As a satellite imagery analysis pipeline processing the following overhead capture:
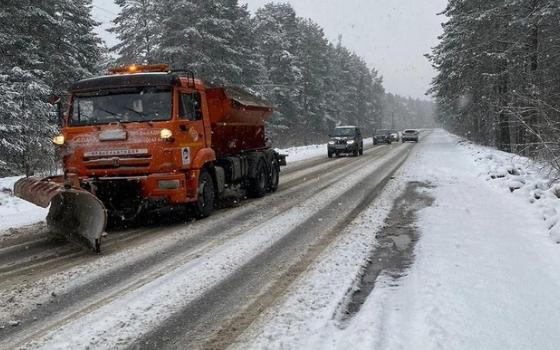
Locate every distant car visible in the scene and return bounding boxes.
[389,130,400,142]
[328,126,364,157]
[402,129,419,142]
[373,129,392,145]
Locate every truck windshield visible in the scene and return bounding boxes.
[333,128,356,137]
[70,87,172,126]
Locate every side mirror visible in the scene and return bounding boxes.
[47,95,63,126]
[47,95,60,105]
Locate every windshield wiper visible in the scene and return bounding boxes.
[123,106,146,118]
[97,107,120,118]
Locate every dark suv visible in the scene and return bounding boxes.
[373,129,392,145]
[328,126,364,158]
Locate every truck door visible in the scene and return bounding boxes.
[177,91,206,168]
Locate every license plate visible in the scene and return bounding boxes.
[99,130,127,141]
[84,149,149,157]
[335,145,347,150]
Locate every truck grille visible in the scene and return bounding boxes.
[83,150,152,170]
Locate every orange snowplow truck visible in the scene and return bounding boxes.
[14,64,285,253]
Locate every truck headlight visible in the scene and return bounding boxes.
[160,129,173,140]
[52,135,65,145]
[347,140,355,145]
[328,141,335,145]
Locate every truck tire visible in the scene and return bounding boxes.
[268,158,280,192]
[328,151,333,158]
[359,145,363,155]
[248,160,267,198]
[192,170,215,218]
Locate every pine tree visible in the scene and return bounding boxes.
[253,3,302,140]
[109,0,161,65]
[0,0,101,175]
[158,0,262,85]
[293,18,330,144]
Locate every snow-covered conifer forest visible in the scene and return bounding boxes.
[428,0,560,170]
[0,0,435,176]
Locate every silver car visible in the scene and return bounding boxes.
[401,129,419,142]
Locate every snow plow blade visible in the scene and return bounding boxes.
[14,177,107,253]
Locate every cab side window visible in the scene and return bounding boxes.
[179,92,202,121]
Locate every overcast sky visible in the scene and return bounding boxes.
[92,0,447,100]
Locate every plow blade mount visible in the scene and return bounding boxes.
[14,177,107,253]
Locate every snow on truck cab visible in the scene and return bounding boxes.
[14,64,286,253]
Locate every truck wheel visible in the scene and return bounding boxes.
[353,149,359,157]
[192,170,215,218]
[359,147,363,156]
[328,151,333,158]
[268,158,280,192]
[248,160,267,198]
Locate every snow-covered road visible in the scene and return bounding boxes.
[2,130,560,350]
[0,141,410,349]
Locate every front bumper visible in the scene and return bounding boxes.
[402,136,418,142]
[82,172,192,206]
[328,143,358,152]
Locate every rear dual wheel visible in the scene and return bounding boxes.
[248,160,268,198]
[249,158,280,197]
[269,158,280,192]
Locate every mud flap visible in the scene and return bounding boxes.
[14,177,107,253]
[47,190,107,253]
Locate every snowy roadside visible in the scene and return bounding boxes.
[0,177,48,234]
[234,129,560,350]
[460,140,560,243]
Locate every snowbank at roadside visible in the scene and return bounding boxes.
[275,144,327,162]
[276,138,373,163]
[0,176,47,234]
[460,140,560,243]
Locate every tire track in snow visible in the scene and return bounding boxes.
[132,144,413,350]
